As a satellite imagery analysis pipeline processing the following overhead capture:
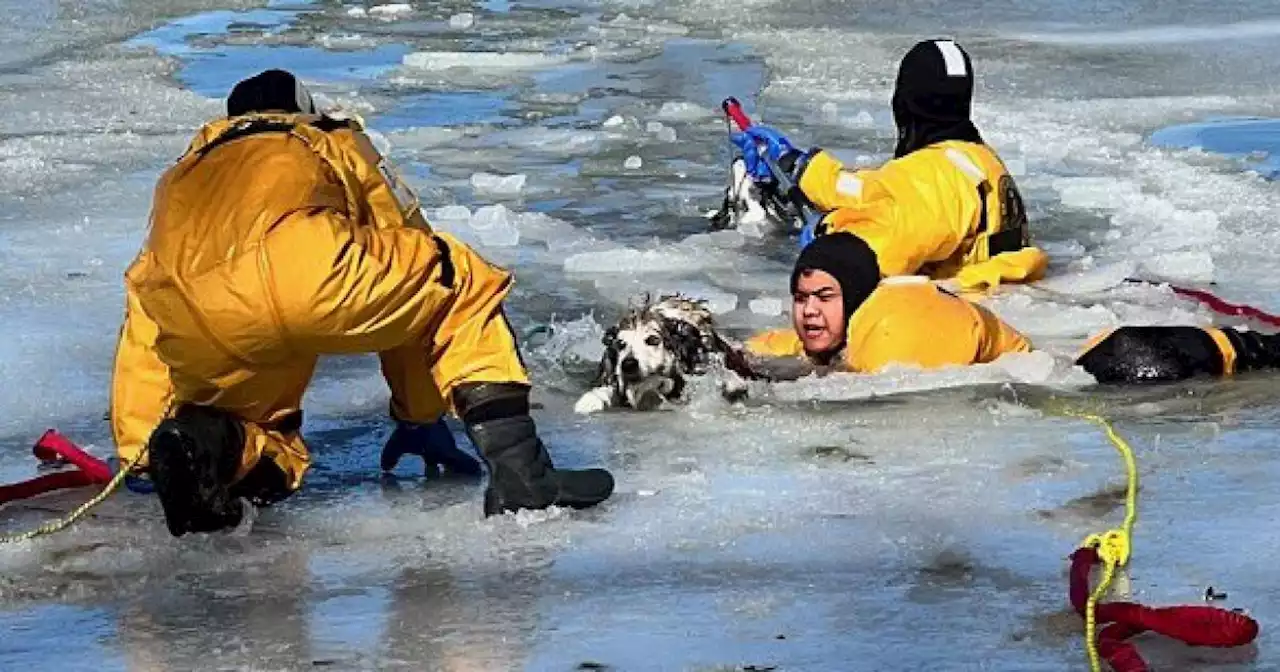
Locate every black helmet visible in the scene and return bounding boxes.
[892,39,983,157]
[226,69,316,117]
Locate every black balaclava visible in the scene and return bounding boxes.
[790,233,881,357]
[892,39,983,158]
[226,69,316,117]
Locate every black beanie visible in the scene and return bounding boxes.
[790,233,881,327]
[226,69,316,117]
[892,39,983,157]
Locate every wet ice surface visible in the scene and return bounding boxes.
[3,0,1280,669]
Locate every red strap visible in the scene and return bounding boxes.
[1167,284,1280,328]
[0,470,99,506]
[1097,622,1148,672]
[1068,545,1259,672]
[1132,605,1258,647]
[1068,547,1100,615]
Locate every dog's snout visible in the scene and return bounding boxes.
[620,356,641,379]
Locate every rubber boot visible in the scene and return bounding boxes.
[146,404,247,537]
[454,382,614,516]
[1076,326,1225,384]
[1224,328,1280,372]
[380,417,482,477]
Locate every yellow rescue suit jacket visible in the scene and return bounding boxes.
[126,113,462,367]
[111,112,520,481]
[745,278,1031,373]
[798,141,1049,290]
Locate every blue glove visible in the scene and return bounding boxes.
[729,125,798,182]
[125,473,157,494]
[380,417,483,477]
[106,456,157,494]
[798,221,818,250]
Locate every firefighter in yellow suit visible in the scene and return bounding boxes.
[731,39,1049,291]
[743,231,1280,385]
[744,232,1031,373]
[109,69,613,536]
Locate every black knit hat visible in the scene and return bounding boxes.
[226,69,316,117]
[790,233,881,328]
[892,39,983,157]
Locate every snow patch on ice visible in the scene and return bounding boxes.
[402,51,569,71]
[470,172,527,196]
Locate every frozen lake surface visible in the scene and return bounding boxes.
[2,0,1280,669]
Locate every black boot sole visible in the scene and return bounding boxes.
[148,420,241,537]
[148,422,199,537]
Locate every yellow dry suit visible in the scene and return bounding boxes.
[109,112,526,490]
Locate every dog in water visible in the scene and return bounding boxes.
[574,294,759,414]
[707,157,804,234]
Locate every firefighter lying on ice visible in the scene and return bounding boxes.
[745,233,1280,385]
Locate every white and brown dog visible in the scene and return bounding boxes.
[574,294,759,414]
[706,157,805,234]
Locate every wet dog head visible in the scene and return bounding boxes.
[579,294,764,414]
[596,296,718,410]
[708,157,805,234]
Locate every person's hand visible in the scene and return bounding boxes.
[954,248,1050,292]
[381,417,482,477]
[730,125,798,182]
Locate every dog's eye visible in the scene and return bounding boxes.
[645,335,661,347]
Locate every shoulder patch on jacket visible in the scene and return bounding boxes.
[998,174,1029,243]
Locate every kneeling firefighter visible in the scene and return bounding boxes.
[744,232,1033,373]
[732,39,1049,291]
[109,69,613,536]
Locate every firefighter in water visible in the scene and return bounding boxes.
[109,69,614,537]
[732,39,1049,291]
[745,232,1280,386]
[744,232,1032,374]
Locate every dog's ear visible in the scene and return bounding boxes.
[661,318,702,372]
[595,347,617,387]
[595,327,619,386]
[665,370,686,401]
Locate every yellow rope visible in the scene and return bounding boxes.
[1059,411,1139,672]
[0,457,138,544]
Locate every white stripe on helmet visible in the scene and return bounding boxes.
[934,40,968,77]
